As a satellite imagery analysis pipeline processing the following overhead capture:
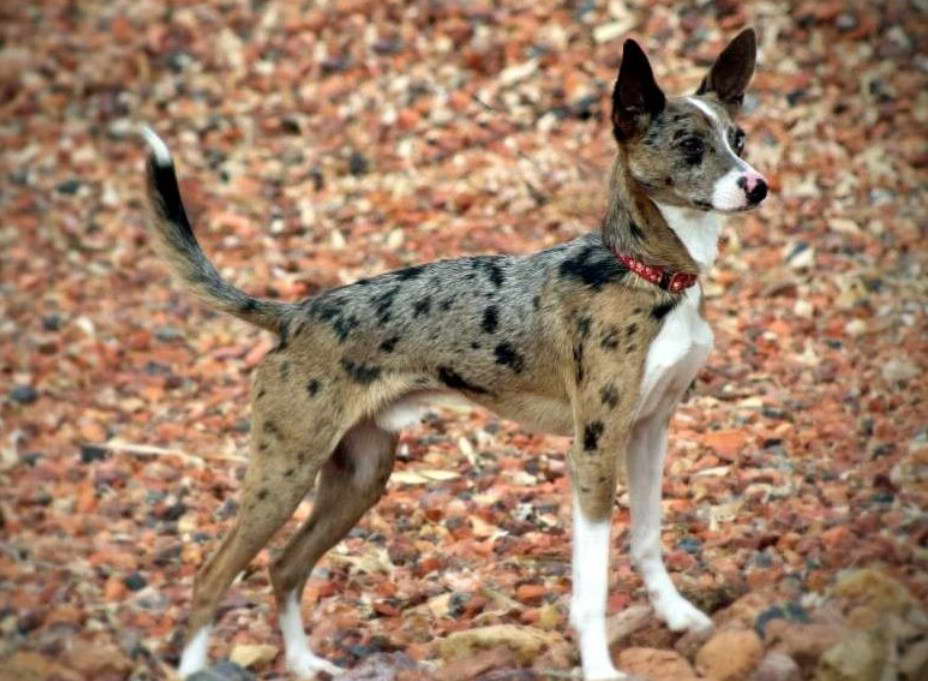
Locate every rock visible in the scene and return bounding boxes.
[814,629,888,681]
[606,604,652,644]
[899,638,928,679]
[3,650,82,681]
[228,643,279,669]
[750,651,801,681]
[696,628,764,681]
[66,640,134,676]
[438,625,569,666]
[617,647,699,681]
[441,647,518,681]
[764,620,843,668]
[333,652,421,681]
[715,590,780,630]
[832,568,916,616]
[9,385,38,404]
[187,660,256,681]
[881,358,918,383]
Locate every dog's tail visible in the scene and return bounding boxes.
[141,126,289,333]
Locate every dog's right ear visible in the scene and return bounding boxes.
[612,39,666,141]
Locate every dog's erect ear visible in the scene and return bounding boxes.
[612,39,666,141]
[696,28,757,113]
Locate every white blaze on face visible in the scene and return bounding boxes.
[686,97,766,211]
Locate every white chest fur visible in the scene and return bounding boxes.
[636,285,714,422]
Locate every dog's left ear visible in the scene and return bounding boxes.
[696,28,757,113]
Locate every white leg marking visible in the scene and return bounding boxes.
[570,495,623,681]
[280,590,343,679]
[628,420,712,634]
[178,625,212,679]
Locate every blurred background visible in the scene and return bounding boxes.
[1,1,926,680]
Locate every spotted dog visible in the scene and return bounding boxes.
[142,29,767,681]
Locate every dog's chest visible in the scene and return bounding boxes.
[635,285,713,422]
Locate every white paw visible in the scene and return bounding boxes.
[652,593,713,633]
[177,626,211,679]
[287,650,344,679]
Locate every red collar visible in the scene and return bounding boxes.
[613,251,698,293]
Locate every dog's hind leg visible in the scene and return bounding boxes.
[178,413,341,679]
[270,418,397,679]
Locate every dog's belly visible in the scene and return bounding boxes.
[636,286,713,422]
[375,390,573,436]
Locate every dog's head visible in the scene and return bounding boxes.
[612,29,767,213]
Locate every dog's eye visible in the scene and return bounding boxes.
[679,137,704,164]
[731,129,746,155]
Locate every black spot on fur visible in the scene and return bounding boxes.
[533,295,541,310]
[577,316,592,339]
[240,299,257,313]
[600,383,619,409]
[651,300,678,321]
[573,343,584,383]
[341,358,382,384]
[395,265,425,280]
[473,257,505,288]
[257,388,266,399]
[626,323,638,337]
[482,306,499,333]
[413,296,432,317]
[258,441,269,452]
[307,379,321,396]
[440,297,455,311]
[629,221,646,241]
[559,246,628,291]
[263,421,282,438]
[470,342,481,350]
[627,344,637,353]
[601,326,619,351]
[583,421,604,452]
[494,342,524,373]
[371,286,401,324]
[333,314,359,342]
[380,335,400,353]
[437,366,490,394]
[257,489,269,501]
[284,468,294,477]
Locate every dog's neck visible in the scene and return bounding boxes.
[601,158,721,274]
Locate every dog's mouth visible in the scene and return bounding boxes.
[691,200,760,214]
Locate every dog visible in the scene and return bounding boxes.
[142,28,767,681]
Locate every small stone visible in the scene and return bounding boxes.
[155,325,184,342]
[593,18,637,44]
[123,572,147,591]
[881,358,918,383]
[750,651,801,681]
[229,643,279,669]
[349,151,369,176]
[188,660,256,681]
[56,179,81,194]
[696,628,764,681]
[9,385,38,404]
[79,445,107,463]
[617,647,699,681]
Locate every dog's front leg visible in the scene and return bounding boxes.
[567,412,634,681]
[627,416,712,633]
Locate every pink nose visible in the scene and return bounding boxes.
[738,172,768,205]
